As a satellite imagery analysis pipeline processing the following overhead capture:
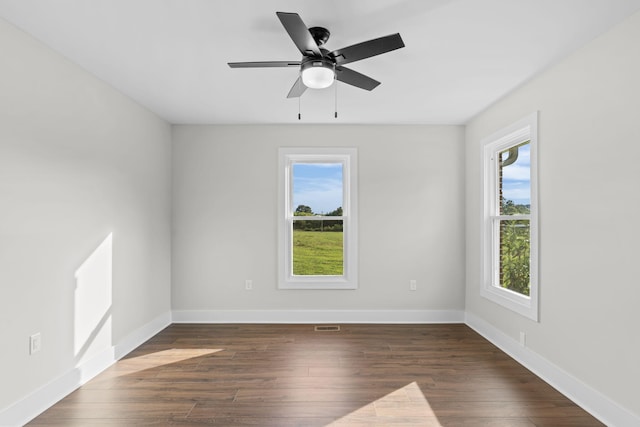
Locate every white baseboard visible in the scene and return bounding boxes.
[465,312,640,427]
[171,309,465,324]
[0,311,172,427]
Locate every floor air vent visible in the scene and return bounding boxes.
[314,325,341,332]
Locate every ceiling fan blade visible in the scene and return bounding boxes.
[276,12,322,57]
[287,76,308,98]
[335,66,380,91]
[331,33,405,66]
[228,61,301,68]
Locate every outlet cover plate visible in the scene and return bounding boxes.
[30,333,42,355]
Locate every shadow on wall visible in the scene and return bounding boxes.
[74,233,113,367]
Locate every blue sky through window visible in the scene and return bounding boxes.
[293,163,343,214]
[501,143,531,206]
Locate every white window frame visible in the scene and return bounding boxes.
[278,147,358,290]
[481,112,539,321]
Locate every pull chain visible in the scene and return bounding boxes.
[334,78,338,119]
[298,77,302,120]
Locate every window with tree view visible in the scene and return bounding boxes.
[292,163,344,276]
[497,142,531,296]
[482,113,538,321]
[279,148,358,290]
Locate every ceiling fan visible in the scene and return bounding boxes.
[228,12,405,98]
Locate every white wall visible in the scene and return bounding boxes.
[172,125,465,317]
[0,17,172,414]
[465,10,640,419]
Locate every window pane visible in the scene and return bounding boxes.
[499,219,530,296]
[292,163,343,216]
[499,142,531,215]
[292,220,343,276]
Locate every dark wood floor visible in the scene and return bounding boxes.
[28,324,603,426]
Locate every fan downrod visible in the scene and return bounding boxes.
[309,26,330,46]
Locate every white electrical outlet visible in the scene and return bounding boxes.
[410,279,417,291]
[30,333,42,355]
[245,279,253,290]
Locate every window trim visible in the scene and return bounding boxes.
[481,112,539,321]
[278,147,358,290]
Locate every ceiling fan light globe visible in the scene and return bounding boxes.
[301,65,334,89]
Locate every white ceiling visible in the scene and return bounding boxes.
[1,0,639,125]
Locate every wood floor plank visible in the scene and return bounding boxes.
[187,401,378,419]
[206,417,337,426]
[233,386,410,403]
[28,418,179,426]
[32,401,194,420]
[63,386,237,403]
[27,324,605,426]
[331,417,536,427]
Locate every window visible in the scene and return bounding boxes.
[278,147,358,289]
[481,113,538,321]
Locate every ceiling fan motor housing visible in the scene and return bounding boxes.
[309,26,330,46]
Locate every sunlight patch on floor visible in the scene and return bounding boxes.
[329,381,442,426]
[103,348,224,377]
